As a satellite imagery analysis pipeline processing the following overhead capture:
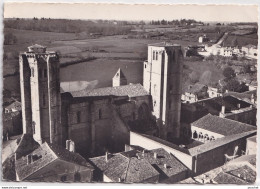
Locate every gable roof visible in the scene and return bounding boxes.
[213,171,247,184]
[89,150,159,183]
[15,142,93,181]
[70,83,149,98]
[136,148,188,178]
[191,114,256,136]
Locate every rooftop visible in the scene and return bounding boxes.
[213,171,247,184]
[185,83,207,94]
[69,83,149,98]
[247,135,256,143]
[89,150,159,183]
[15,142,93,181]
[128,146,188,178]
[191,114,256,136]
[189,130,256,156]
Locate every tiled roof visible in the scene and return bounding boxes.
[4,101,22,111]
[89,150,159,183]
[185,83,207,94]
[136,148,188,178]
[189,131,256,156]
[201,95,251,112]
[70,83,149,98]
[177,177,198,184]
[47,143,93,168]
[227,165,256,183]
[191,114,256,136]
[213,172,247,184]
[15,142,93,181]
[225,91,256,104]
[148,42,180,47]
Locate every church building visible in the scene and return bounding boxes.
[19,43,183,157]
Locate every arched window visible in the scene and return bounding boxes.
[193,131,198,139]
[210,136,215,141]
[153,51,155,60]
[32,121,36,134]
[156,52,158,60]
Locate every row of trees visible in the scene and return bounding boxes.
[150,19,204,25]
[4,19,133,35]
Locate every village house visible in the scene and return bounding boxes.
[89,150,160,183]
[198,35,209,43]
[4,101,22,113]
[89,145,189,183]
[181,83,208,103]
[190,114,256,142]
[15,142,94,182]
[220,47,233,57]
[130,130,256,176]
[207,86,223,98]
[241,44,258,59]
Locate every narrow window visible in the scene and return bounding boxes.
[77,111,81,123]
[43,94,46,106]
[31,68,34,77]
[99,109,102,119]
[156,52,158,60]
[32,121,36,134]
[153,51,155,60]
[53,119,56,134]
[44,69,47,78]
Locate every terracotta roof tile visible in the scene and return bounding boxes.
[70,83,149,98]
[89,150,159,183]
[191,114,256,136]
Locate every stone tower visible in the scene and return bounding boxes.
[143,42,183,140]
[112,68,127,87]
[19,44,62,144]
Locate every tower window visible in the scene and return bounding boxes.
[153,51,155,60]
[156,52,158,60]
[144,64,147,69]
[43,94,46,106]
[31,68,34,77]
[99,109,102,119]
[32,121,36,134]
[53,119,56,134]
[77,111,81,123]
[44,69,47,78]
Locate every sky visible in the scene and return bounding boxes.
[4,3,258,22]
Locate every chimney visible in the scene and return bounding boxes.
[164,164,167,169]
[221,105,225,114]
[27,155,32,165]
[154,152,157,159]
[237,103,241,109]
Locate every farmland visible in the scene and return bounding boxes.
[3,19,258,100]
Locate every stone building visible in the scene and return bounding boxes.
[143,42,183,140]
[20,44,62,145]
[15,142,94,182]
[19,43,183,158]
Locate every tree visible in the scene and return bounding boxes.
[223,79,248,92]
[4,32,17,45]
[199,71,212,85]
[223,67,235,79]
